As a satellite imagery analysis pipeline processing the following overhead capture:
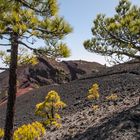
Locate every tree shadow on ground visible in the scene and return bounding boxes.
[65,104,140,140]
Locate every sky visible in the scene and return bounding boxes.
[0,0,140,68]
[58,0,140,65]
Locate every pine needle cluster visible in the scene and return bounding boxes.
[87,83,100,100]
[106,93,118,101]
[35,90,66,128]
[0,122,45,140]
[0,128,4,139]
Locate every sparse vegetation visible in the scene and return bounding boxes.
[92,105,99,111]
[0,0,72,138]
[84,0,140,64]
[106,93,118,101]
[37,42,71,60]
[35,90,66,128]
[0,47,38,67]
[87,83,100,111]
[87,83,100,100]
[0,128,4,139]
[0,122,45,140]
[0,0,139,140]
[13,121,45,140]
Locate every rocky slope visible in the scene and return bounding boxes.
[0,60,140,140]
[0,58,104,103]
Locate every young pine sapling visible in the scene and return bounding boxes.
[35,90,66,128]
[87,83,100,111]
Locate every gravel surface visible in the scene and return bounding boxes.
[0,61,140,140]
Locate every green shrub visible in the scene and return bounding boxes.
[13,121,45,140]
[87,83,100,100]
[0,128,4,139]
[35,90,66,128]
[87,83,100,111]
[106,93,118,101]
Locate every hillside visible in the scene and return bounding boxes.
[0,60,140,140]
[0,58,104,103]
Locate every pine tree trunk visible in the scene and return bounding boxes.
[4,32,18,140]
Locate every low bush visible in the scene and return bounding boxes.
[106,93,118,101]
[87,83,100,100]
[35,90,66,128]
[0,128,4,139]
[0,122,45,140]
[87,83,100,112]
[92,105,99,111]
[13,121,45,140]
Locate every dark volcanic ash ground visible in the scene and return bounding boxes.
[0,60,140,140]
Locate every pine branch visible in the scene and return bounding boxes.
[0,44,11,46]
[0,67,9,70]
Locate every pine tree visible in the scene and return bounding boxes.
[35,90,66,128]
[0,0,72,139]
[0,47,38,66]
[84,0,140,64]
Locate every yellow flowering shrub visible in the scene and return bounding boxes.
[87,83,100,100]
[106,93,118,101]
[35,90,66,128]
[0,128,4,139]
[13,121,45,140]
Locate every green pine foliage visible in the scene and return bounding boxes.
[84,0,140,64]
[0,47,38,66]
[37,42,71,60]
[0,0,73,62]
[106,93,118,101]
[87,83,100,100]
[35,90,66,128]
[13,122,45,140]
[0,128,4,139]
[87,83,100,111]
[0,1,72,139]
[0,122,46,140]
